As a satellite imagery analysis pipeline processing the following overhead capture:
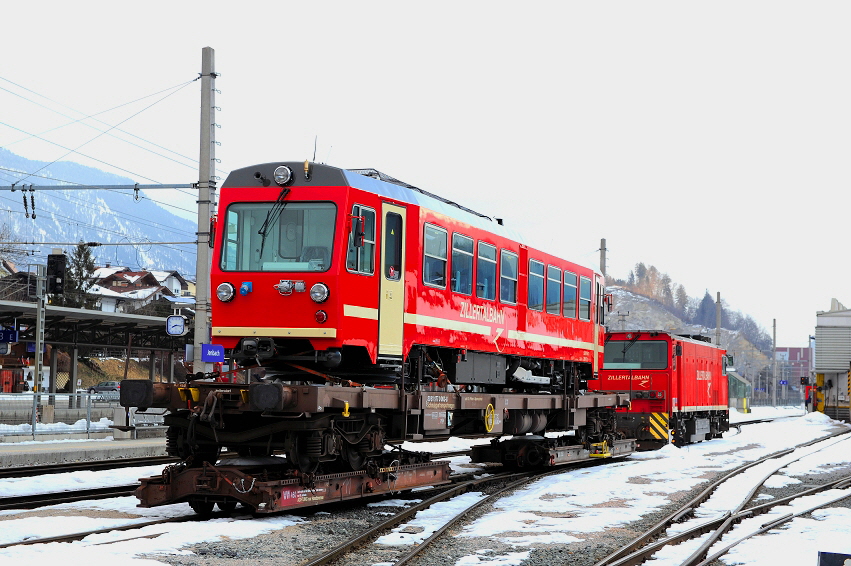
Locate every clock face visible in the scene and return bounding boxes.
[166,315,186,336]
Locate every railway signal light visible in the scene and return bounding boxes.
[801,376,809,385]
[46,253,66,295]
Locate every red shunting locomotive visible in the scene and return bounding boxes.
[592,331,730,449]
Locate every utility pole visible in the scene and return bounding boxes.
[193,46,216,375]
[599,238,607,279]
[772,318,777,407]
[34,265,45,395]
[715,292,721,347]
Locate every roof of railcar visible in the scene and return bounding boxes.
[222,161,527,244]
[605,330,725,350]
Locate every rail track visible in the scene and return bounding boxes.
[299,455,625,566]
[0,484,139,511]
[0,455,178,479]
[593,428,851,566]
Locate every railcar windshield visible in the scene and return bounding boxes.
[603,340,668,369]
[220,202,337,272]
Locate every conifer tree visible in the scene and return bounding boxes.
[65,242,96,308]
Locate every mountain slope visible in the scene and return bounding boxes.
[0,148,197,276]
[608,286,771,378]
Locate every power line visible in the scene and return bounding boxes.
[6,80,197,185]
[0,75,228,179]
[0,166,199,217]
[0,77,227,186]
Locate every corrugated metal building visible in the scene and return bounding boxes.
[814,299,851,421]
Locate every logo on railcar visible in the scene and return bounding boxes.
[459,301,505,325]
[605,374,652,388]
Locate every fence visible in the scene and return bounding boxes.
[0,392,165,439]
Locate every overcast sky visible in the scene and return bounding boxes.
[2,1,849,346]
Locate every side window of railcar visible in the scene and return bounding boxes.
[476,242,497,301]
[597,280,606,324]
[500,250,518,304]
[546,266,561,315]
[384,212,403,280]
[346,205,376,275]
[579,276,592,320]
[423,224,448,288]
[563,271,577,319]
[528,260,544,311]
[451,234,473,295]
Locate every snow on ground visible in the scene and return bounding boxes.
[0,408,846,565]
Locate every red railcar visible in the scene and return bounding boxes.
[119,161,637,515]
[591,331,729,448]
[211,163,608,390]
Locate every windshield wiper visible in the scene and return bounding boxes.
[257,187,291,257]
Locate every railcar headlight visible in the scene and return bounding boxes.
[274,165,293,186]
[216,282,236,302]
[310,282,329,303]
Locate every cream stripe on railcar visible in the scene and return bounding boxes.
[343,304,379,320]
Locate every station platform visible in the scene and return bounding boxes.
[0,437,168,468]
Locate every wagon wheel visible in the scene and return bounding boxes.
[484,404,496,433]
[216,500,238,514]
[189,499,214,516]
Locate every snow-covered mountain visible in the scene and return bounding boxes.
[0,149,197,277]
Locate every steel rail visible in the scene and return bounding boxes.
[0,484,138,511]
[0,456,179,479]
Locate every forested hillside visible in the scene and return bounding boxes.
[608,262,772,352]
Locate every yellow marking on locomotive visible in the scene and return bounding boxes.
[648,413,669,441]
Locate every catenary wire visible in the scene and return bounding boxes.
[0,76,228,180]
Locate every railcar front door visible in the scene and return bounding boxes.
[378,203,406,358]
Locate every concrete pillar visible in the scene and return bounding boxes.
[48,346,58,406]
[70,347,79,408]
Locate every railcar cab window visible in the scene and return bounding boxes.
[451,233,474,295]
[546,266,561,315]
[579,276,592,320]
[220,202,336,272]
[528,259,544,311]
[563,271,577,318]
[346,205,375,275]
[476,242,497,300]
[500,250,518,304]
[604,340,668,369]
[384,212,403,280]
[423,224,448,288]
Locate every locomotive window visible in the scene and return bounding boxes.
[423,224,448,288]
[597,280,606,325]
[528,260,544,311]
[384,212,403,280]
[220,201,336,272]
[500,250,518,304]
[604,340,668,369]
[346,205,375,275]
[451,233,474,295]
[579,276,592,320]
[563,271,577,318]
[476,242,497,301]
[546,266,561,315]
